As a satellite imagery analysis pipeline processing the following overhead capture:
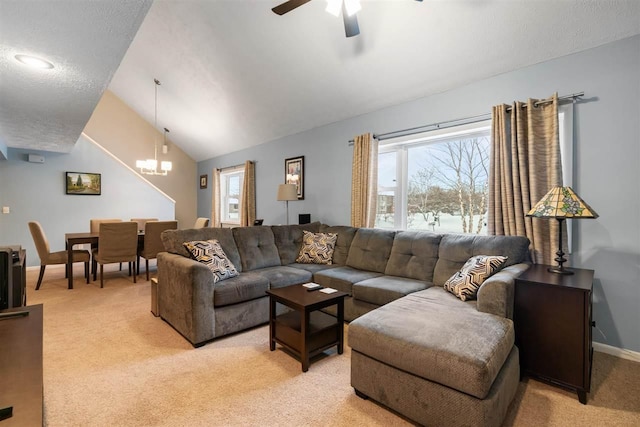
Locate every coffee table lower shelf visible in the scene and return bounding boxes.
[272,310,341,365]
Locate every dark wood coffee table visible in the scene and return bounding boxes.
[266,284,348,372]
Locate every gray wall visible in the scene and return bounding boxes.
[198,35,640,353]
[0,134,175,268]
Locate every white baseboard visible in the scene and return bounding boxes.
[593,342,640,362]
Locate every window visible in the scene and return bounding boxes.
[220,167,244,224]
[375,121,492,234]
[376,107,573,234]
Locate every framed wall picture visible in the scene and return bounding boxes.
[200,174,208,189]
[65,172,101,195]
[285,156,304,200]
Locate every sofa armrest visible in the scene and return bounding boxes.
[157,252,216,346]
[476,263,530,319]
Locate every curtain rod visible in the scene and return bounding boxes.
[216,163,245,172]
[348,91,584,144]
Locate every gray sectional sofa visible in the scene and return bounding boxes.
[157,222,531,427]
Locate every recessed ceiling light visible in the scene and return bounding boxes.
[14,54,54,69]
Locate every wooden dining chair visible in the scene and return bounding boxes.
[28,221,90,290]
[194,217,209,228]
[137,220,178,281]
[91,222,138,288]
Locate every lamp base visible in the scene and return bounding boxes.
[547,266,574,275]
[548,217,573,275]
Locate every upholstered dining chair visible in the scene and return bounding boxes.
[89,218,122,234]
[130,218,158,233]
[137,220,178,281]
[194,217,209,228]
[92,222,138,288]
[28,221,90,290]
[90,218,122,274]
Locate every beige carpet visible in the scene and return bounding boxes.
[25,265,640,426]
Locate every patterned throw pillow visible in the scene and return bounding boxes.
[443,255,508,301]
[295,231,338,265]
[183,239,239,284]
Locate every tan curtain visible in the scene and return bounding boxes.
[488,93,563,265]
[240,161,256,227]
[351,133,379,228]
[210,169,221,228]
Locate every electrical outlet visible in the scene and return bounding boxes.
[1,206,9,214]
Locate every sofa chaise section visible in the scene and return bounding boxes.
[348,233,531,427]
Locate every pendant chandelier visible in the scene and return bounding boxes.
[136,78,172,176]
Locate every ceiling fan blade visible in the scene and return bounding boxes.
[272,0,312,15]
[342,9,360,37]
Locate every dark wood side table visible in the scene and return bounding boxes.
[0,304,43,426]
[514,264,594,404]
[266,284,348,372]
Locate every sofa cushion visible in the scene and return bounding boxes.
[348,287,515,399]
[287,263,341,275]
[232,226,281,271]
[319,225,357,265]
[352,276,431,306]
[183,240,239,284]
[256,265,313,289]
[433,234,530,287]
[444,255,508,301]
[346,228,396,273]
[162,227,242,272]
[296,231,338,264]
[271,222,321,265]
[212,271,270,307]
[385,231,442,281]
[313,266,383,295]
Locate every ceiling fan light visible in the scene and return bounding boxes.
[344,0,361,17]
[326,0,341,17]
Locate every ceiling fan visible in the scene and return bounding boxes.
[272,0,423,38]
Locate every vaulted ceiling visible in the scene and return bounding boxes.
[2,1,639,162]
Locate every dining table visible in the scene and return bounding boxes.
[64,232,144,289]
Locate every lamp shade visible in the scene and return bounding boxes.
[526,186,598,219]
[277,184,298,201]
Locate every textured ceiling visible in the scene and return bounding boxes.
[0,0,151,153]
[2,1,639,161]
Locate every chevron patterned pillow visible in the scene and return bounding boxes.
[183,239,239,284]
[295,231,338,265]
[443,255,508,301]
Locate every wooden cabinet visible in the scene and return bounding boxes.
[514,264,594,404]
[0,304,43,426]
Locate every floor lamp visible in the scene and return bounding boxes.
[277,184,298,225]
[526,186,598,274]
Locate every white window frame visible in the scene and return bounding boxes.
[377,107,573,236]
[220,166,244,225]
[377,120,492,232]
